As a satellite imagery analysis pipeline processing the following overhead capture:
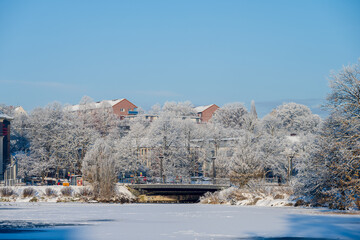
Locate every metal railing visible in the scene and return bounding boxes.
[121,177,231,186]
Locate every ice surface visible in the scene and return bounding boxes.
[0,203,359,240]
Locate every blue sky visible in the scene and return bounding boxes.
[0,0,359,117]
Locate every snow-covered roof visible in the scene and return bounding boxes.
[0,111,13,120]
[66,99,125,112]
[194,104,214,113]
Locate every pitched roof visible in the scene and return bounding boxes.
[194,104,216,113]
[0,111,13,120]
[66,98,125,111]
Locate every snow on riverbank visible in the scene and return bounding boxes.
[1,184,298,208]
[200,185,295,207]
[0,184,135,203]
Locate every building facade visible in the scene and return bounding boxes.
[0,112,12,181]
[111,99,138,119]
[67,98,138,119]
[194,104,219,123]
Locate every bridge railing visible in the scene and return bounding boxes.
[121,177,231,186]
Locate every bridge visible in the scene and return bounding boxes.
[129,183,230,203]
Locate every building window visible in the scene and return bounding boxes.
[120,108,125,112]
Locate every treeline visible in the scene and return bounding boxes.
[1,60,359,209]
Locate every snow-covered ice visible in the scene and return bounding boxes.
[0,203,359,240]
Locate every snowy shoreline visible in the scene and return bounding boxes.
[2,185,359,213]
[0,184,135,203]
[0,184,294,207]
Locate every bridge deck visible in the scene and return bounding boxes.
[130,184,229,196]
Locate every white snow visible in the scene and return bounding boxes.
[0,111,13,120]
[194,104,214,113]
[200,186,295,207]
[0,203,359,240]
[66,99,125,111]
[0,184,135,203]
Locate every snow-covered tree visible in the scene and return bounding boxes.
[229,131,263,186]
[26,102,70,179]
[162,101,197,117]
[10,110,30,153]
[254,103,321,185]
[115,118,150,177]
[295,61,360,209]
[149,103,161,115]
[15,152,42,179]
[326,60,360,118]
[82,138,117,199]
[64,111,99,175]
[211,103,249,129]
[146,112,190,180]
[262,103,321,135]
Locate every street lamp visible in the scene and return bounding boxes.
[288,153,295,183]
[159,155,164,183]
[211,150,216,184]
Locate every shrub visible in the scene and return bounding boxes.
[249,197,261,205]
[29,197,38,202]
[115,192,133,203]
[228,190,248,201]
[22,187,36,198]
[294,199,306,207]
[0,187,15,197]
[78,187,93,197]
[274,194,284,200]
[61,187,73,197]
[45,188,58,197]
[355,199,360,210]
[200,192,221,204]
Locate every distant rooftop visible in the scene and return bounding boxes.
[194,104,215,113]
[66,98,125,111]
[0,111,13,120]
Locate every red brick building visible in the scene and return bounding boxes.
[194,104,219,123]
[110,99,138,118]
[68,98,138,119]
[0,112,12,180]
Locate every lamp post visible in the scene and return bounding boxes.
[159,155,164,183]
[288,154,294,184]
[211,150,216,184]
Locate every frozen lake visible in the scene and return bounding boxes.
[0,203,359,240]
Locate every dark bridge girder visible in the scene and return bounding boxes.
[129,184,229,203]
